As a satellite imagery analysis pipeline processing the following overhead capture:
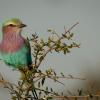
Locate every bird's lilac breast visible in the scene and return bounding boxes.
[0,35,24,53]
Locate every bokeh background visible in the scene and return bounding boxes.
[0,0,100,99]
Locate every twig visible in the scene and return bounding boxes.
[35,87,60,96]
[35,49,39,66]
[33,72,65,85]
[36,22,79,68]
[34,74,86,80]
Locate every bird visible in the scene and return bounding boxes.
[0,18,32,69]
[0,18,38,99]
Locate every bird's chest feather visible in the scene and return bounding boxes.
[0,35,24,53]
[0,45,29,68]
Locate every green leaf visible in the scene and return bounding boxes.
[47,29,52,32]
[39,91,42,97]
[57,40,61,45]
[46,86,48,91]
[53,71,57,76]
[39,56,44,62]
[66,48,70,53]
[11,96,17,100]
[41,77,45,86]
[53,92,59,95]
[63,49,67,54]
[47,42,51,48]
[44,87,49,95]
[60,72,65,77]
[48,37,52,43]
[38,70,42,73]
[68,44,73,48]
[55,48,59,53]
[70,33,74,38]
[40,39,45,46]
[61,92,63,96]
[47,96,53,100]
[38,81,40,88]
[62,34,67,38]
[50,88,53,92]
[26,37,29,41]
[56,41,61,48]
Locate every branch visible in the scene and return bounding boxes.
[33,70,85,81]
[35,49,40,66]
[35,87,60,96]
[36,22,79,68]
[33,72,65,85]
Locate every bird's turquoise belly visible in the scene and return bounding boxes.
[0,46,28,68]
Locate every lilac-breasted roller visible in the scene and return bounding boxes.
[0,18,32,68]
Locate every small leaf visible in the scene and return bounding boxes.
[47,29,52,32]
[68,74,73,78]
[48,37,52,43]
[38,81,40,88]
[47,42,51,48]
[26,37,29,41]
[66,48,70,53]
[57,40,61,45]
[77,89,82,96]
[11,96,16,100]
[68,44,73,48]
[39,56,44,62]
[50,88,53,92]
[60,72,65,77]
[32,33,38,39]
[53,92,58,95]
[41,77,45,86]
[38,70,42,73]
[55,48,60,53]
[63,49,67,54]
[40,39,45,46]
[62,34,67,38]
[53,71,57,76]
[47,96,53,100]
[70,33,74,37]
[39,91,42,97]
[61,92,63,96]
[46,86,48,91]
[44,87,48,95]
[52,30,56,34]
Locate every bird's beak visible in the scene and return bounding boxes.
[19,23,27,28]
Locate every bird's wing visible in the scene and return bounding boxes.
[24,39,32,66]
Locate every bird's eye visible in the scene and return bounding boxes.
[9,24,16,27]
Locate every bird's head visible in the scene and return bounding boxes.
[2,18,26,35]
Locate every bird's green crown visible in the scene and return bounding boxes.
[2,18,22,27]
